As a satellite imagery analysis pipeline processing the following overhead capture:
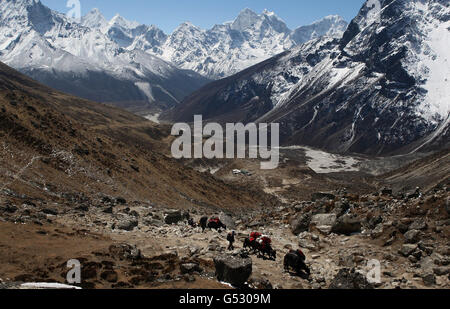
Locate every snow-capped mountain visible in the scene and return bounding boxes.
[86,8,348,79]
[291,15,348,44]
[0,0,209,113]
[164,0,450,156]
[0,0,347,110]
[157,9,294,79]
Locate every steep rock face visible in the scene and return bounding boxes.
[162,38,338,123]
[0,0,209,112]
[266,0,450,155]
[165,0,450,156]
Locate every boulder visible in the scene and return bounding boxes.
[409,220,427,231]
[333,201,350,217]
[109,243,141,261]
[420,256,436,274]
[381,188,393,196]
[338,254,355,268]
[246,220,264,228]
[399,244,418,257]
[404,230,421,244]
[433,267,449,276]
[75,205,89,212]
[311,192,336,201]
[298,238,318,251]
[100,270,118,283]
[290,212,312,235]
[42,208,58,216]
[395,221,410,234]
[1,204,18,213]
[103,207,113,214]
[214,254,252,287]
[370,223,384,239]
[422,273,436,287]
[331,214,361,235]
[144,218,165,227]
[164,210,184,225]
[418,242,434,255]
[180,263,203,274]
[407,188,421,199]
[116,218,138,231]
[310,214,337,234]
[115,197,127,205]
[219,213,236,230]
[248,277,273,289]
[328,268,374,289]
[311,214,337,226]
[367,215,383,230]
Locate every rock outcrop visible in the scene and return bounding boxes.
[213,253,252,287]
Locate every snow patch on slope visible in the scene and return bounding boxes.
[403,0,450,123]
[281,146,363,173]
[135,82,154,102]
[418,20,450,120]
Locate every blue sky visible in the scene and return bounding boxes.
[41,0,366,33]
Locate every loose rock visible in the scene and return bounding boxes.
[214,253,252,287]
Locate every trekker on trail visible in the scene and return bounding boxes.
[199,216,208,232]
[227,231,236,251]
[188,218,196,228]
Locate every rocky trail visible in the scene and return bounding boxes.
[1,180,448,289]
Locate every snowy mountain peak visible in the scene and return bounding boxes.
[0,0,44,19]
[109,13,140,29]
[169,0,449,154]
[290,14,348,44]
[322,15,346,23]
[177,21,198,29]
[171,21,203,36]
[262,8,285,23]
[0,2,349,80]
[262,9,275,16]
[2,0,40,7]
[81,8,107,29]
[231,8,260,31]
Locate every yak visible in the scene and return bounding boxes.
[243,238,276,260]
[284,250,310,277]
[243,238,258,253]
[207,218,226,231]
[257,243,277,260]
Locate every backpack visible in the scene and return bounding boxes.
[296,249,306,260]
[227,233,234,242]
[209,217,220,224]
[250,232,261,239]
[261,237,271,245]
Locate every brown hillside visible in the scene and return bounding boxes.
[0,62,277,213]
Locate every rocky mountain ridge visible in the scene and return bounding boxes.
[164,0,450,156]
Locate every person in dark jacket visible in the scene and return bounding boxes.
[227,231,236,251]
[199,216,208,232]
